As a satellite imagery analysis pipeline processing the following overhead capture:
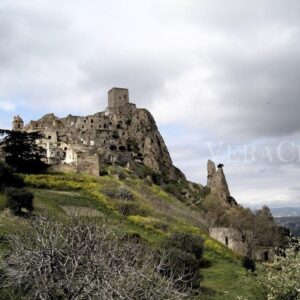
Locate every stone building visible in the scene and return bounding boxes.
[14,87,183,180]
[12,115,24,131]
[209,227,274,261]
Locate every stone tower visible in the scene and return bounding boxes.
[108,87,129,114]
[12,115,24,131]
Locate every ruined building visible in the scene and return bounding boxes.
[207,160,237,206]
[12,88,184,180]
[209,227,274,262]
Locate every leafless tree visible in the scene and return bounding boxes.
[0,217,189,300]
[229,206,277,258]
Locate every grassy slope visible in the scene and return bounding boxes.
[0,171,257,299]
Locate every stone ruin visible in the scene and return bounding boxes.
[12,87,184,180]
[209,227,274,261]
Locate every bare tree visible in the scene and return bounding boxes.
[229,206,277,258]
[0,217,189,300]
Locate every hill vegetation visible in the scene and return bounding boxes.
[0,166,261,299]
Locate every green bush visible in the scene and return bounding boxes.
[116,186,133,200]
[5,187,34,215]
[242,256,256,272]
[0,161,24,191]
[117,202,147,216]
[117,170,127,180]
[164,232,204,259]
[103,186,133,200]
[161,232,204,289]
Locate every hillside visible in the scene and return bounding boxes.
[275,216,300,237]
[271,207,300,217]
[0,168,257,300]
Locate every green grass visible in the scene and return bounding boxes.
[0,171,260,299]
[199,251,256,299]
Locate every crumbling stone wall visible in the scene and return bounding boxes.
[209,227,247,255]
[209,227,274,261]
[76,153,100,176]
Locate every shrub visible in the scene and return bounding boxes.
[0,161,24,191]
[99,169,108,176]
[5,187,34,215]
[103,187,116,198]
[117,170,127,180]
[161,232,204,289]
[116,186,133,200]
[242,256,256,272]
[103,186,133,200]
[117,202,147,216]
[255,240,300,299]
[153,222,169,233]
[0,218,188,299]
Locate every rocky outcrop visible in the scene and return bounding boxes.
[207,160,237,206]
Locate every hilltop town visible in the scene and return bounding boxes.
[12,88,184,181]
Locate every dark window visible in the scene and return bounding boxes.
[17,124,21,128]
[91,125,93,128]
[119,96,122,99]
[91,119,94,123]
[242,235,246,243]
[264,251,269,261]
[110,145,117,151]
[82,126,84,129]
[119,146,126,152]
[48,136,51,139]
[84,120,86,123]
[225,237,229,246]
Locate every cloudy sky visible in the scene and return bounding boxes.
[1,0,300,208]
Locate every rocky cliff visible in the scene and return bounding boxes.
[207,160,237,206]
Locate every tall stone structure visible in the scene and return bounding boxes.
[12,115,24,131]
[14,88,184,180]
[207,160,237,206]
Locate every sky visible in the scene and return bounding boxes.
[1,0,300,208]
